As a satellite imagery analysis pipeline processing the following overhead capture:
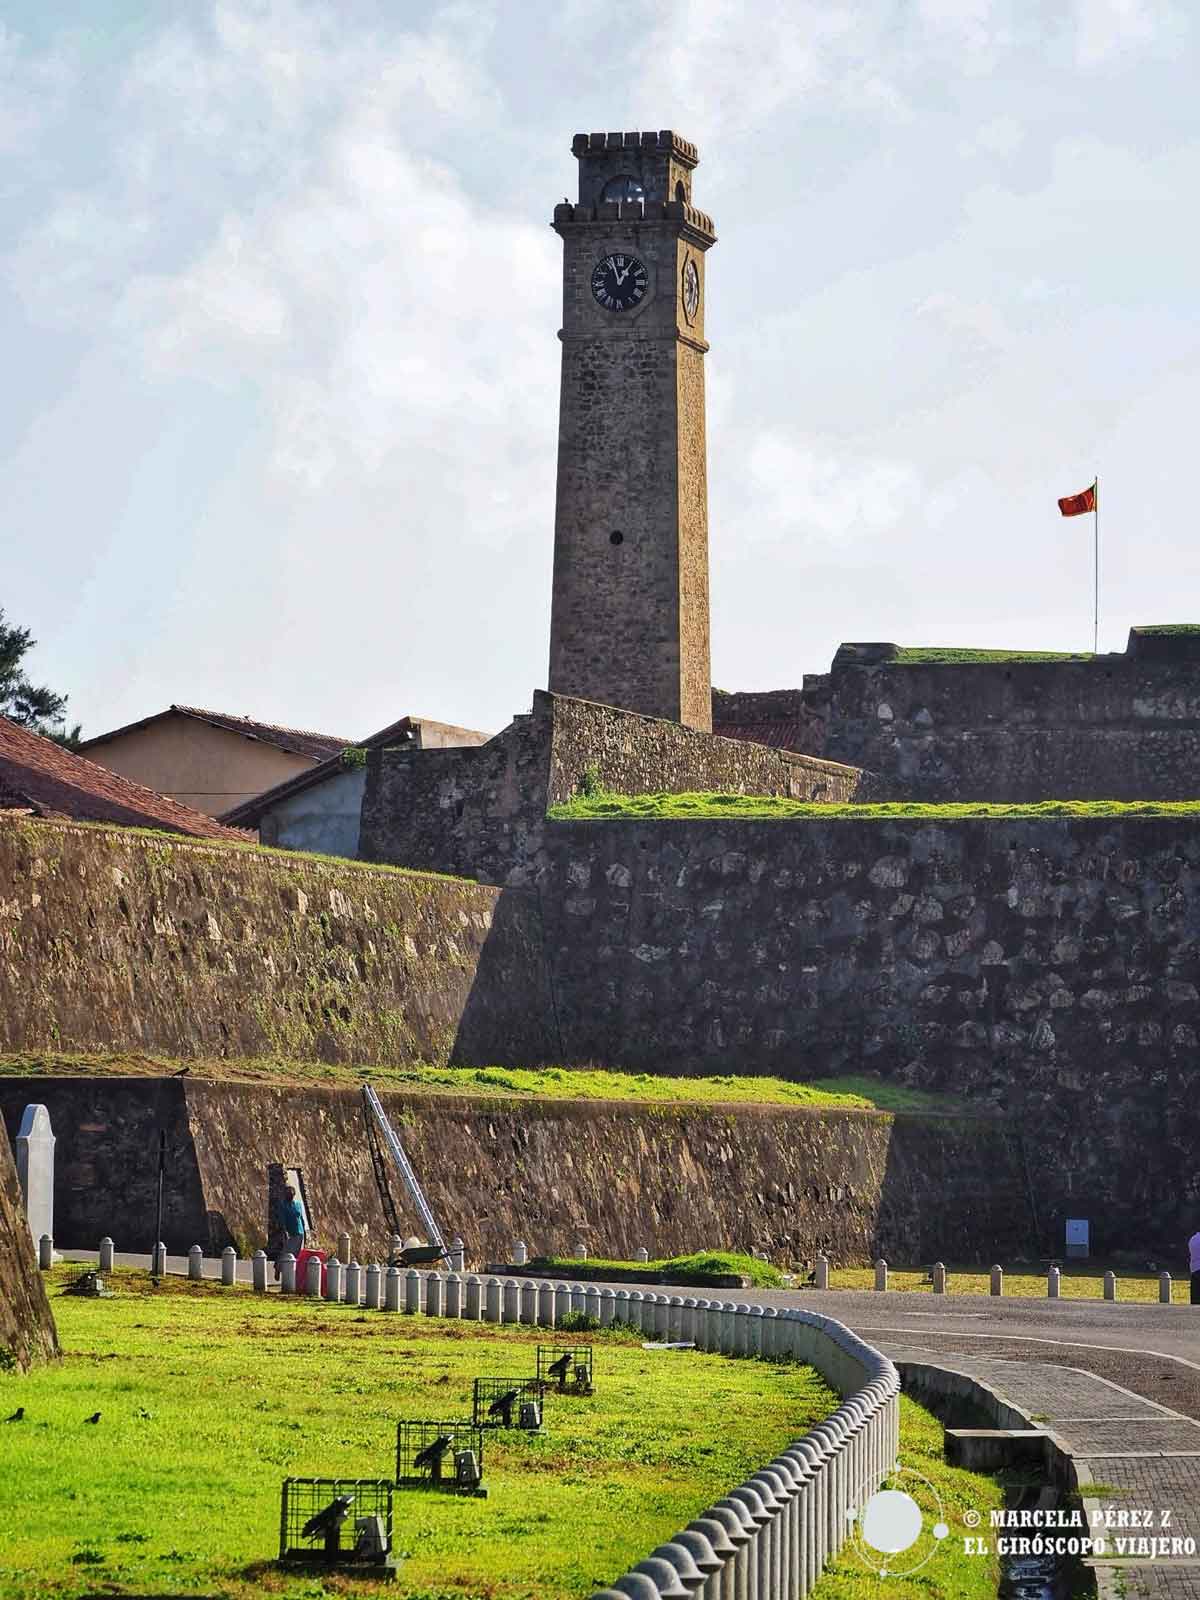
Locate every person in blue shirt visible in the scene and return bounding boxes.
[276,1185,307,1275]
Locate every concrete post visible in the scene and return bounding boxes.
[1047,1265,1060,1298]
[464,1274,482,1320]
[252,1250,267,1292]
[405,1269,421,1313]
[600,1287,617,1327]
[746,1306,764,1358]
[99,1237,115,1271]
[570,1282,587,1317]
[445,1273,462,1317]
[668,1296,685,1341]
[16,1105,54,1249]
[814,1254,829,1290]
[635,1247,650,1263]
[188,1245,204,1281]
[305,1253,323,1297]
[37,1233,53,1270]
[390,1234,403,1260]
[449,1238,465,1274]
[151,1242,167,1277]
[483,1277,502,1322]
[932,1261,946,1294]
[574,1241,587,1259]
[555,1282,573,1324]
[615,1288,630,1326]
[513,1240,528,1266]
[628,1290,645,1331]
[585,1284,602,1323]
[990,1264,1003,1297]
[279,1252,296,1293]
[501,1277,520,1322]
[681,1297,698,1343]
[221,1246,237,1287]
[337,1232,351,1265]
[1160,1271,1173,1304]
[520,1279,538,1325]
[538,1281,556,1327]
[326,1259,345,1303]
[385,1265,401,1311]
[1103,1271,1117,1302]
[425,1273,444,1317]
[346,1262,363,1305]
[759,1306,776,1357]
[873,1259,887,1292]
[365,1263,382,1310]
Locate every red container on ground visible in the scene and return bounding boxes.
[295,1247,327,1295]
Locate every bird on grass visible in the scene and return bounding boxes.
[488,1388,519,1425]
[84,1412,101,1424]
[302,1494,354,1540]
[413,1434,454,1475]
[801,1268,818,1287]
[4,1407,23,1422]
[170,1066,190,1078]
[547,1351,572,1386]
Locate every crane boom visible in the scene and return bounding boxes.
[361,1084,446,1251]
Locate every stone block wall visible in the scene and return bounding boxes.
[819,634,1200,800]
[537,813,1200,1250]
[0,816,555,1067]
[0,1075,1032,1266]
[360,690,872,885]
[0,1119,58,1369]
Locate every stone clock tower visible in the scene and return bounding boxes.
[548,130,717,732]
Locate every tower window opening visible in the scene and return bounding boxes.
[675,180,687,203]
[601,175,644,203]
[609,530,625,545]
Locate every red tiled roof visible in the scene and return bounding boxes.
[79,705,354,763]
[0,717,252,841]
[714,720,814,754]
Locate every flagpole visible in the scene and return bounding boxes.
[1093,476,1099,654]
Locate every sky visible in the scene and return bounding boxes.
[3,0,1197,742]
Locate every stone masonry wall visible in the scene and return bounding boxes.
[0,1116,59,1369]
[0,816,555,1067]
[360,690,872,886]
[821,637,1200,800]
[0,1075,1031,1266]
[538,814,1200,1250]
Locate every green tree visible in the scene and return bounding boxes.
[0,608,81,748]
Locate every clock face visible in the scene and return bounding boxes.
[682,257,700,322]
[591,253,648,312]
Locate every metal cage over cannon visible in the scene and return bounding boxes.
[395,1420,487,1497]
[279,1477,397,1577]
[471,1377,544,1430]
[536,1343,594,1395]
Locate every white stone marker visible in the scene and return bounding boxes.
[449,1239,466,1274]
[221,1247,237,1287]
[16,1105,54,1248]
[464,1274,482,1320]
[815,1254,829,1290]
[445,1273,462,1317]
[151,1241,167,1277]
[38,1233,53,1269]
[305,1254,323,1297]
[425,1273,444,1317]
[485,1277,504,1323]
[252,1250,268,1292]
[405,1270,421,1313]
[337,1232,351,1265]
[365,1263,382,1310]
[873,1259,888,1292]
[634,1247,650,1263]
[932,1262,946,1294]
[512,1240,528,1266]
[384,1265,401,1312]
[1047,1265,1060,1298]
[574,1241,587,1259]
[1160,1271,1173,1304]
[1103,1271,1117,1302]
[346,1262,362,1305]
[280,1252,297,1293]
[326,1259,344,1303]
[99,1237,115,1271]
[990,1265,1003,1297]
[188,1245,204,1281]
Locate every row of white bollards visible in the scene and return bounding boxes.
[861,1256,1176,1302]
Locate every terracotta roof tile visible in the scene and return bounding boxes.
[0,717,252,841]
[713,719,814,754]
[80,705,354,763]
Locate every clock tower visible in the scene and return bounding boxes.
[548,130,717,732]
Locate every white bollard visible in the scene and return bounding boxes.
[425,1273,444,1317]
[99,1237,115,1271]
[390,1234,403,1261]
[599,1287,616,1327]
[151,1241,167,1277]
[585,1283,602,1323]
[337,1232,351,1265]
[634,1247,650,1263]
[520,1279,538,1325]
[449,1238,465,1274]
[252,1250,268,1293]
[188,1244,204,1281]
[574,1241,587,1259]
[221,1246,237,1287]
[512,1240,528,1267]
[873,1259,887,1292]
[538,1281,556,1326]
[365,1263,382,1310]
[1160,1271,1173,1304]
[485,1277,504,1323]
[326,1259,344,1303]
[464,1274,482,1320]
[1103,1271,1117,1302]
[405,1270,421,1313]
[346,1262,362,1306]
[815,1254,829,1290]
[384,1265,401,1312]
[1047,1265,1060,1299]
[555,1282,573,1324]
[932,1262,946,1294]
[305,1253,323,1297]
[445,1273,462,1317]
[500,1277,519,1322]
[990,1265,1003,1297]
[280,1252,297,1293]
[38,1233,53,1270]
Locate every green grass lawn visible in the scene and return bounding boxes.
[828,1263,1192,1303]
[0,1050,965,1114]
[549,792,1200,822]
[526,1251,787,1288]
[0,1269,1002,1600]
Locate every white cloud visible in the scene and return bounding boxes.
[1075,0,1185,67]
[744,429,924,542]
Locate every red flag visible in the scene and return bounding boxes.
[1058,484,1096,517]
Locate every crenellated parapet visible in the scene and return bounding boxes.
[551,197,716,241]
[571,129,699,165]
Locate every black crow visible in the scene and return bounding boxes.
[4,1407,23,1422]
[413,1434,454,1474]
[302,1493,354,1539]
[171,1066,190,1077]
[547,1351,572,1385]
[84,1412,101,1424]
[488,1388,519,1424]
